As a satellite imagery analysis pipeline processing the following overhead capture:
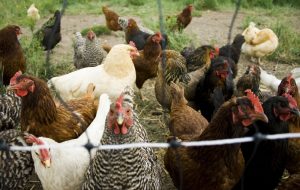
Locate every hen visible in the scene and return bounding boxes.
[122,18,168,50]
[0,90,21,131]
[180,45,219,72]
[102,6,122,31]
[242,22,279,64]
[195,56,234,121]
[164,90,268,190]
[155,49,212,110]
[0,25,26,86]
[48,43,139,102]
[233,94,299,190]
[0,129,34,189]
[82,88,162,189]
[24,93,111,190]
[133,32,162,99]
[118,17,155,34]
[27,3,40,21]
[73,30,107,69]
[169,82,208,138]
[33,10,61,50]
[8,71,97,142]
[167,4,193,31]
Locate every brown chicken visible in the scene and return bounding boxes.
[7,71,97,142]
[155,49,212,111]
[169,82,208,138]
[176,4,193,31]
[102,6,122,31]
[133,32,162,99]
[0,25,26,86]
[164,90,268,190]
[277,74,300,189]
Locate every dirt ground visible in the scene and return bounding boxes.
[25,10,298,190]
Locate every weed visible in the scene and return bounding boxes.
[81,25,111,36]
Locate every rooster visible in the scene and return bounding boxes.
[82,88,162,189]
[233,94,300,190]
[48,43,139,102]
[0,129,34,189]
[102,6,122,31]
[33,10,61,50]
[8,71,97,142]
[0,25,26,86]
[73,30,107,69]
[0,90,21,131]
[24,93,111,190]
[164,90,268,190]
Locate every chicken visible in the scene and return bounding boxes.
[82,88,162,189]
[155,49,212,110]
[73,30,107,69]
[27,3,40,21]
[33,10,61,50]
[133,32,162,99]
[122,18,168,50]
[219,34,245,78]
[0,129,34,189]
[118,17,155,34]
[0,90,21,131]
[233,94,299,190]
[180,45,219,72]
[164,90,268,190]
[48,43,139,102]
[167,4,193,31]
[195,57,234,121]
[7,71,97,142]
[169,82,208,138]
[277,74,300,189]
[0,25,26,86]
[242,22,279,64]
[24,93,111,190]
[235,64,261,97]
[102,6,122,31]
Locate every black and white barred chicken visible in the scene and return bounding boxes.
[82,87,162,190]
[0,90,21,131]
[73,30,107,69]
[0,129,34,189]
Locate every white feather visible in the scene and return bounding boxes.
[259,67,281,92]
[27,4,40,21]
[31,93,111,190]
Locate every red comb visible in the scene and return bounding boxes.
[129,41,136,47]
[9,71,22,85]
[282,93,298,108]
[245,89,263,113]
[115,94,124,112]
[24,134,44,145]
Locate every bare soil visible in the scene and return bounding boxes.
[25,10,298,190]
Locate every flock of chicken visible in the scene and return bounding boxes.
[0,3,299,190]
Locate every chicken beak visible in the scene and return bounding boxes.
[6,85,18,91]
[290,108,300,117]
[42,159,51,168]
[251,112,269,123]
[117,113,124,125]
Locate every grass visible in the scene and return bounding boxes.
[81,25,111,36]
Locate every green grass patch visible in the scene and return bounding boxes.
[81,25,111,36]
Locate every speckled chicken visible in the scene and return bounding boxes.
[0,129,34,189]
[82,87,162,190]
[73,30,107,69]
[0,90,21,131]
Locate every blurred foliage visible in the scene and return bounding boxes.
[81,25,111,36]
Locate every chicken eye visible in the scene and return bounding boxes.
[126,109,131,114]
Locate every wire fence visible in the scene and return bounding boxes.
[1,0,300,189]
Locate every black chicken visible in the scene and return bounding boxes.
[33,10,61,50]
[233,95,300,190]
[195,56,234,121]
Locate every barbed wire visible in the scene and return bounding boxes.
[2,132,300,152]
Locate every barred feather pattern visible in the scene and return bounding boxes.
[82,90,162,190]
[0,129,34,189]
[74,32,107,69]
[0,90,21,131]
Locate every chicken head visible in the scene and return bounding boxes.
[278,74,298,97]
[274,93,300,121]
[232,89,268,127]
[7,72,35,97]
[87,29,96,41]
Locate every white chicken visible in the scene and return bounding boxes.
[24,93,111,190]
[242,22,279,64]
[260,67,300,93]
[27,4,40,21]
[48,43,139,102]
